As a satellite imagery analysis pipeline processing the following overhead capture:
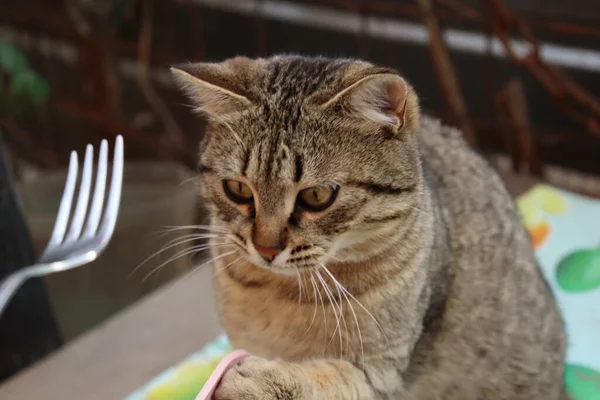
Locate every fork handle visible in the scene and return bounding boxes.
[0,272,28,317]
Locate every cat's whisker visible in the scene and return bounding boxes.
[179,102,199,111]
[181,249,239,282]
[312,272,328,354]
[320,251,347,264]
[409,205,432,219]
[321,263,365,367]
[318,264,349,358]
[326,254,344,263]
[316,269,344,358]
[161,226,224,234]
[196,106,245,148]
[142,242,233,282]
[227,237,249,254]
[320,264,391,352]
[179,176,200,186]
[333,286,350,357]
[318,264,350,352]
[304,270,319,335]
[340,281,364,367]
[160,233,225,251]
[166,232,229,247]
[141,242,226,281]
[152,229,226,240]
[156,228,230,252]
[130,234,226,277]
[211,254,244,279]
[314,246,347,264]
[156,224,229,235]
[229,235,246,246]
[296,268,304,305]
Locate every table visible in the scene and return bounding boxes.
[0,266,221,400]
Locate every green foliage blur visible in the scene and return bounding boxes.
[0,40,50,116]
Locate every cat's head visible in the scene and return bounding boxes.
[172,55,422,274]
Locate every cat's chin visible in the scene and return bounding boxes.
[246,257,310,277]
[267,267,302,277]
[252,262,304,277]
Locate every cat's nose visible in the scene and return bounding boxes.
[253,243,283,262]
[252,223,287,262]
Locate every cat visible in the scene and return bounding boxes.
[171,55,568,400]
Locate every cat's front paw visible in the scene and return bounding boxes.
[214,356,309,400]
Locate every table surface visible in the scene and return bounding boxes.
[0,173,540,400]
[0,265,221,400]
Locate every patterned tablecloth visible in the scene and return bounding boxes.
[125,185,600,400]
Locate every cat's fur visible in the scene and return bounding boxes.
[172,55,568,399]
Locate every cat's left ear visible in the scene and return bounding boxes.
[322,73,420,134]
[170,57,259,117]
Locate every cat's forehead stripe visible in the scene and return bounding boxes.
[347,181,417,195]
[264,57,350,103]
[265,129,283,180]
[294,154,303,183]
[242,149,250,176]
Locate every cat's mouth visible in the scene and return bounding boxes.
[250,245,321,274]
[247,247,316,275]
[226,232,328,274]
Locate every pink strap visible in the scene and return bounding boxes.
[195,350,251,400]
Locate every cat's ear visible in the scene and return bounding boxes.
[323,73,419,134]
[170,57,256,117]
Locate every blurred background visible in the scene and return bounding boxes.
[0,0,599,386]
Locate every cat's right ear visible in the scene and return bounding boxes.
[321,72,420,134]
[170,59,254,117]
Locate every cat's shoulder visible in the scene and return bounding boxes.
[417,115,510,204]
[417,115,492,175]
[417,115,470,153]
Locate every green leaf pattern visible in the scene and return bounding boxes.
[0,39,50,112]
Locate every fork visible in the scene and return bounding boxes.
[0,135,124,317]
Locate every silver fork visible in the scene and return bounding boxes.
[0,135,124,317]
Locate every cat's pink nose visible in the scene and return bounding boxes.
[254,243,283,262]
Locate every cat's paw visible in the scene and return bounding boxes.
[214,356,308,400]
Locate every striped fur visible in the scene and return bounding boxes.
[172,55,567,400]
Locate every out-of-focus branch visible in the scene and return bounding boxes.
[417,0,478,147]
[485,0,600,137]
[137,0,187,151]
[495,79,541,175]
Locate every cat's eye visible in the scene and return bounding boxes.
[297,185,339,212]
[223,180,254,204]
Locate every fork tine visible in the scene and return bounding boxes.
[45,151,78,249]
[83,140,108,238]
[65,144,93,243]
[0,137,125,318]
[98,135,124,245]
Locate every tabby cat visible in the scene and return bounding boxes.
[171,55,568,400]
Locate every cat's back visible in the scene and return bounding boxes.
[411,116,568,400]
[417,116,519,235]
[417,115,537,259]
